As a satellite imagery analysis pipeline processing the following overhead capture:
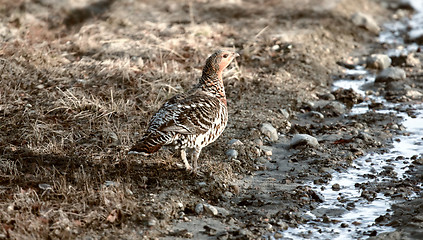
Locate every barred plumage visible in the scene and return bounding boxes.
[129,50,239,172]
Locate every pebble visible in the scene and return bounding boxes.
[253,138,263,146]
[332,183,341,191]
[322,101,347,116]
[260,123,279,142]
[228,139,243,146]
[147,218,157,227]
[366,54,391,69]
[375,67,406,82]
[279,108,290,119]
[226,149,238,159]
[359,132,374,142]
[222,191,233,199]
[203,204,218,216]
[274,232,283,238]
[290,134,319,148]
[341,222,349,228]
[214,206,230,217]
[195,203,204,214]
[276,220,289,230]
[309,111,324,119]
[38,183,53,190]
[198,182,207,187]
[405,89,423,99]
[351,12,380,33]
[217,231,229,240]
[260,146,273,156]
[406,53,421,66]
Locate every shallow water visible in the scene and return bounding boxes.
[271,2,423,238]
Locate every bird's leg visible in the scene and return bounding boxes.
[181,149,192,171]
[192,147,202,172]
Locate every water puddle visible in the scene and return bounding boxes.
[271,1,423,239]
[280,107,422,239]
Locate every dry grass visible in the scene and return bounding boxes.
[0,0,384,238]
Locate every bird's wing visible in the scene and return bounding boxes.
[147,93,221,135]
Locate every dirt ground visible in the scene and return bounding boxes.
[1,0,422,239]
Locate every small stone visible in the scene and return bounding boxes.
[147,218,157,227]
[228,139,243,146]
[279,108,290,119]
[274,232,283,238]
[215,206,230,217]
[309,111,324,119]
[253,138,263,146]
[406,54,421,66]
[359,132,374,142]
[238,229,253,238]
[195,203,204,214]
[260,123,279,142]
[203,204,218,216]
[351,12,380,33]
[322,101,347,116]
[290,134,319,148]
[226,149,238,159]
[341,223,349,228]
[276,220,289,230]
[266,223,273,231]
[260,146,273,156]
[217,231,229,240]
[366,54,391,69]
[332,183,341,191]
[38,183,52,190]
[406,89,423,99]
[223,191,233,199]
[375,67,406,82]
[198,182,207,187]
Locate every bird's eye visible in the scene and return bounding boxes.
[223,54,229,58]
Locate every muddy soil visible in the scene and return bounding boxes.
[0,0,422,239]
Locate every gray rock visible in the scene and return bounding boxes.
[406,89,423,99]
[260,146,273,156]
[359,132,374,142]
[253,138,263,147]
[228,139,243,146]
[309,111,324,119]
[366,54,391,69]
[203,204,218,216]
[226,149,238,159]
[351,12,380,33]
[332,183,341,191]
[375,67,406,82]
[406,53,421,66]
[195,203,204,214]
[276,220,289,230]
[274,232,284,238]
[314,101,347,116]
[38,183,53,190]
[290,134,319,148]
[260,123,279,142]
[279,108,290,119]
[214,206,230,217]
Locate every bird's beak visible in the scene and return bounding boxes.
[233,52,240,58]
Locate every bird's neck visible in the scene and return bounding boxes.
[199,71,227,105]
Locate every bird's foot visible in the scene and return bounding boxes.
[191,168,205,177]
[175,162,193,171]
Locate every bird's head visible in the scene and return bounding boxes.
[202,50,239,79]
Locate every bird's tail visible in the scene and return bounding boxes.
[128,133,166,155]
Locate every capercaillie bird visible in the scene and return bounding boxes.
[129,50,239,172]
